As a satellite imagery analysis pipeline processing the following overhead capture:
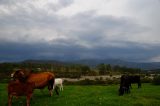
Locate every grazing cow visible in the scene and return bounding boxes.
[53,78,63,91]
[119,75,141,96]
[11,69,59,96]
[8,80,35,106]
[119,75,130,96]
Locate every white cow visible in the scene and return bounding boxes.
[53,78,63,91]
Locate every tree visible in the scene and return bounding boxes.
[80,65,90,75]
[96,63,107,75]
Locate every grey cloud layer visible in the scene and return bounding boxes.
[0,0,159,62]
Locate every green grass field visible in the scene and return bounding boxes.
[0,83,160,106]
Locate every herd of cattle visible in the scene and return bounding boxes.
[7,69,141,106]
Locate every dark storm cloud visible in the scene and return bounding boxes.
[1,39,159,62]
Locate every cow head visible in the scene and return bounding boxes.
[11,69,27,82]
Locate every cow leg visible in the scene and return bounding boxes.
[129,83,132,89]
[61,84,63,91]
[55,86,59,95]
[119,86,124,96]
[138,82,141,88]
[48,85,53,96]
[26,94,32,106]
[8,94,13,106]
[127,87,130,93]
[59,85,61,91]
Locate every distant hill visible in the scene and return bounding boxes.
[21,59,160,70]
[22,59,66,65]
[69,59,160,70]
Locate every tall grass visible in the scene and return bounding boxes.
[0,83,160,106]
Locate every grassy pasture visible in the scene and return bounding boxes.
[0,83,160,106]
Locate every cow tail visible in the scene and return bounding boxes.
[48,77,54,90]
[48,76,54,96]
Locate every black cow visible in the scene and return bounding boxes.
[119,75,141,96]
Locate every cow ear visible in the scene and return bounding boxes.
[11,72,15,78]
[19,71,25,76]
[14,69,24,77]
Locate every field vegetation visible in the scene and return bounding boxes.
[0,83,160,106]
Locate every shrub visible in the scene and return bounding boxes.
[152,75,160,85]
[80,78,95,85]
[99,77,103,81]
[64,77,120,85]
[95,77,99,81]
[141,77,152,83]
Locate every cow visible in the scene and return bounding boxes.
[119,75,141,96]
[8,80,35,106]
[53,78,63,91]
[11,69,59,96]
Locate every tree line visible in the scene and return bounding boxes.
[0,62,141,79]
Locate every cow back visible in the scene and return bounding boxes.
[26,72,54,89]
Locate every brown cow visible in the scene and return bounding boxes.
[8,80,35,106]
[11,69,59,96]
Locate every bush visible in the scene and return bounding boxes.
[64,77,120,85]
[141,77,152,83]
[0,73,10,83]
[152,75,160,85]
[82,79,96,85]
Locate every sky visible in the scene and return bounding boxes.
[0,0,160,62]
